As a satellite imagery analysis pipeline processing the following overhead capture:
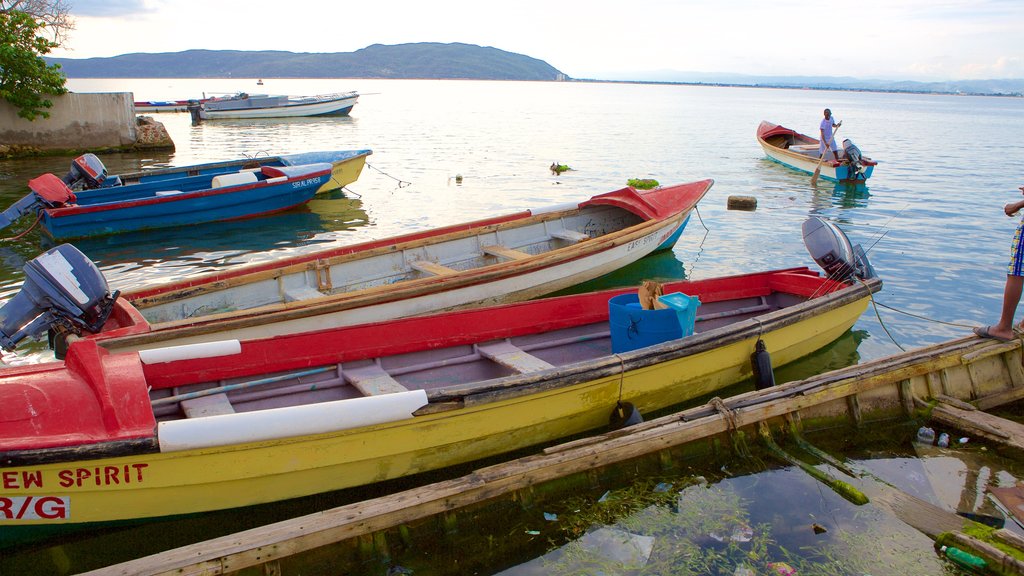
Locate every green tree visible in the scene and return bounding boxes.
[0,9,67,120]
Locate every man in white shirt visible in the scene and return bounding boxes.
[819,108,842,161]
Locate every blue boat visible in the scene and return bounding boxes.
[0,161,333,240]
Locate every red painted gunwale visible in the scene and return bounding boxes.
[0,267,843,452]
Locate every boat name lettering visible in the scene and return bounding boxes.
[0,496,69,520]
[2,470,43,490]
[1,464,149,492]
[626,234,657,252]
[57,463,150,488]
[292,177,323,189]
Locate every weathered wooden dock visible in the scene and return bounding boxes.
[86,335,1024,575]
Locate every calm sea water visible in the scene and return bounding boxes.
[1,79,1023,573]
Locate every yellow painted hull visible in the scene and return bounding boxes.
[0,297,867,526]
[317,153,368,193]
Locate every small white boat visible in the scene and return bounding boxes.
[757,121,877,183]
[189,91,359,121]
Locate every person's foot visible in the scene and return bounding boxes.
[974,325,1014,342]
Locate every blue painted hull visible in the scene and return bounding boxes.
[42,165,332,240]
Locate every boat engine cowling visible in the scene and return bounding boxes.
[0,244,118,351]
[842,139,866,177]
[802,216,875,281]
[62,153,108,189]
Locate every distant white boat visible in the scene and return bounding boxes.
[190,91,359,121]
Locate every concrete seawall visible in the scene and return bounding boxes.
[0,92,152,154]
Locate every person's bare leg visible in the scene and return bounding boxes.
[984,275,1023,340]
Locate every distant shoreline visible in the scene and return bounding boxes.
[572,78,1024,98]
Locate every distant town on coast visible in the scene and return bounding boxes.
[46,42,1024,97]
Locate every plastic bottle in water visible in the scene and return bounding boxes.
[937,432,950,448]
[916,426,935,444]
[940,545,986,571]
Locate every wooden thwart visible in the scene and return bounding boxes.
[550,229,589,243]
[180,393,235,418]
[477,341,555,373]
[482,244,530,260]
[343,364,410,396]
[409,260,458,276]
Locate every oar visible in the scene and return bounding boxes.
[810,125,841,186]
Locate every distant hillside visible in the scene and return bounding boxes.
[46,43,568,81]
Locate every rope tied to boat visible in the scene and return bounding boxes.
[365,163,411,188]
[709,396,738,431]
[0,211,42,242]
[613,353,626,403]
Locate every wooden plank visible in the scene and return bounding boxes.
[976,385,1024,411]
[481,244,530,260]
[344,365,409,396]
[282,285,325,302]
[477,341,555,373]
[929,402,1024,450]
[410,260,458,276]
[94,335,1014,576]
[180,393,235,418]
[550,229,589,243]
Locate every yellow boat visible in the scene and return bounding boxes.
[0,218,879,534]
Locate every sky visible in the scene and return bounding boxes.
[47,0,1024,81]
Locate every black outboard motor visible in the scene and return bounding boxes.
[802,216,875,281]
[187,99,206,124]
[61,153,108,189]
[0,174,77,231]
[842,139,866,179]
[0,244,118,351]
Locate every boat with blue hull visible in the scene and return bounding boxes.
[0,159,332,240]
[757,121,877,183]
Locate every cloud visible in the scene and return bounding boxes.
[71,0,157,18]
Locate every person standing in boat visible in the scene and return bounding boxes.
[975,185,1024,342]
[819,109,842,161]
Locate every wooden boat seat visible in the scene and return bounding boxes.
[411,260,458,276]
[550,229,589,243]
[477,341,555,373]
[283,285,326,302]
[180,393,236,418]
[482,244,530,260]
[344,364,410,396]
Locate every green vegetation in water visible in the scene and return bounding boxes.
[536,475,940,575]
[628,178,660,190]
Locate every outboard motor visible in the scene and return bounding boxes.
[842,139,866,179]
[0,174,76,231]
[802,216,875,281]
[0,244,118,351]
[61,153,108,189]
[187,99,206,124]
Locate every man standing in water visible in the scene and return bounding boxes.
[975,185,1024,342]
[819,108,842,161]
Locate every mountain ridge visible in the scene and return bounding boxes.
[46,43,567,81]
[46,43,1023,96]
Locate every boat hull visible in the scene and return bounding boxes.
[756,120,876,183]
[203,94,358,119]
[84,182,713,353]
[0,277,874,526]
[40,166,332,240]
[109,150,371,195]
